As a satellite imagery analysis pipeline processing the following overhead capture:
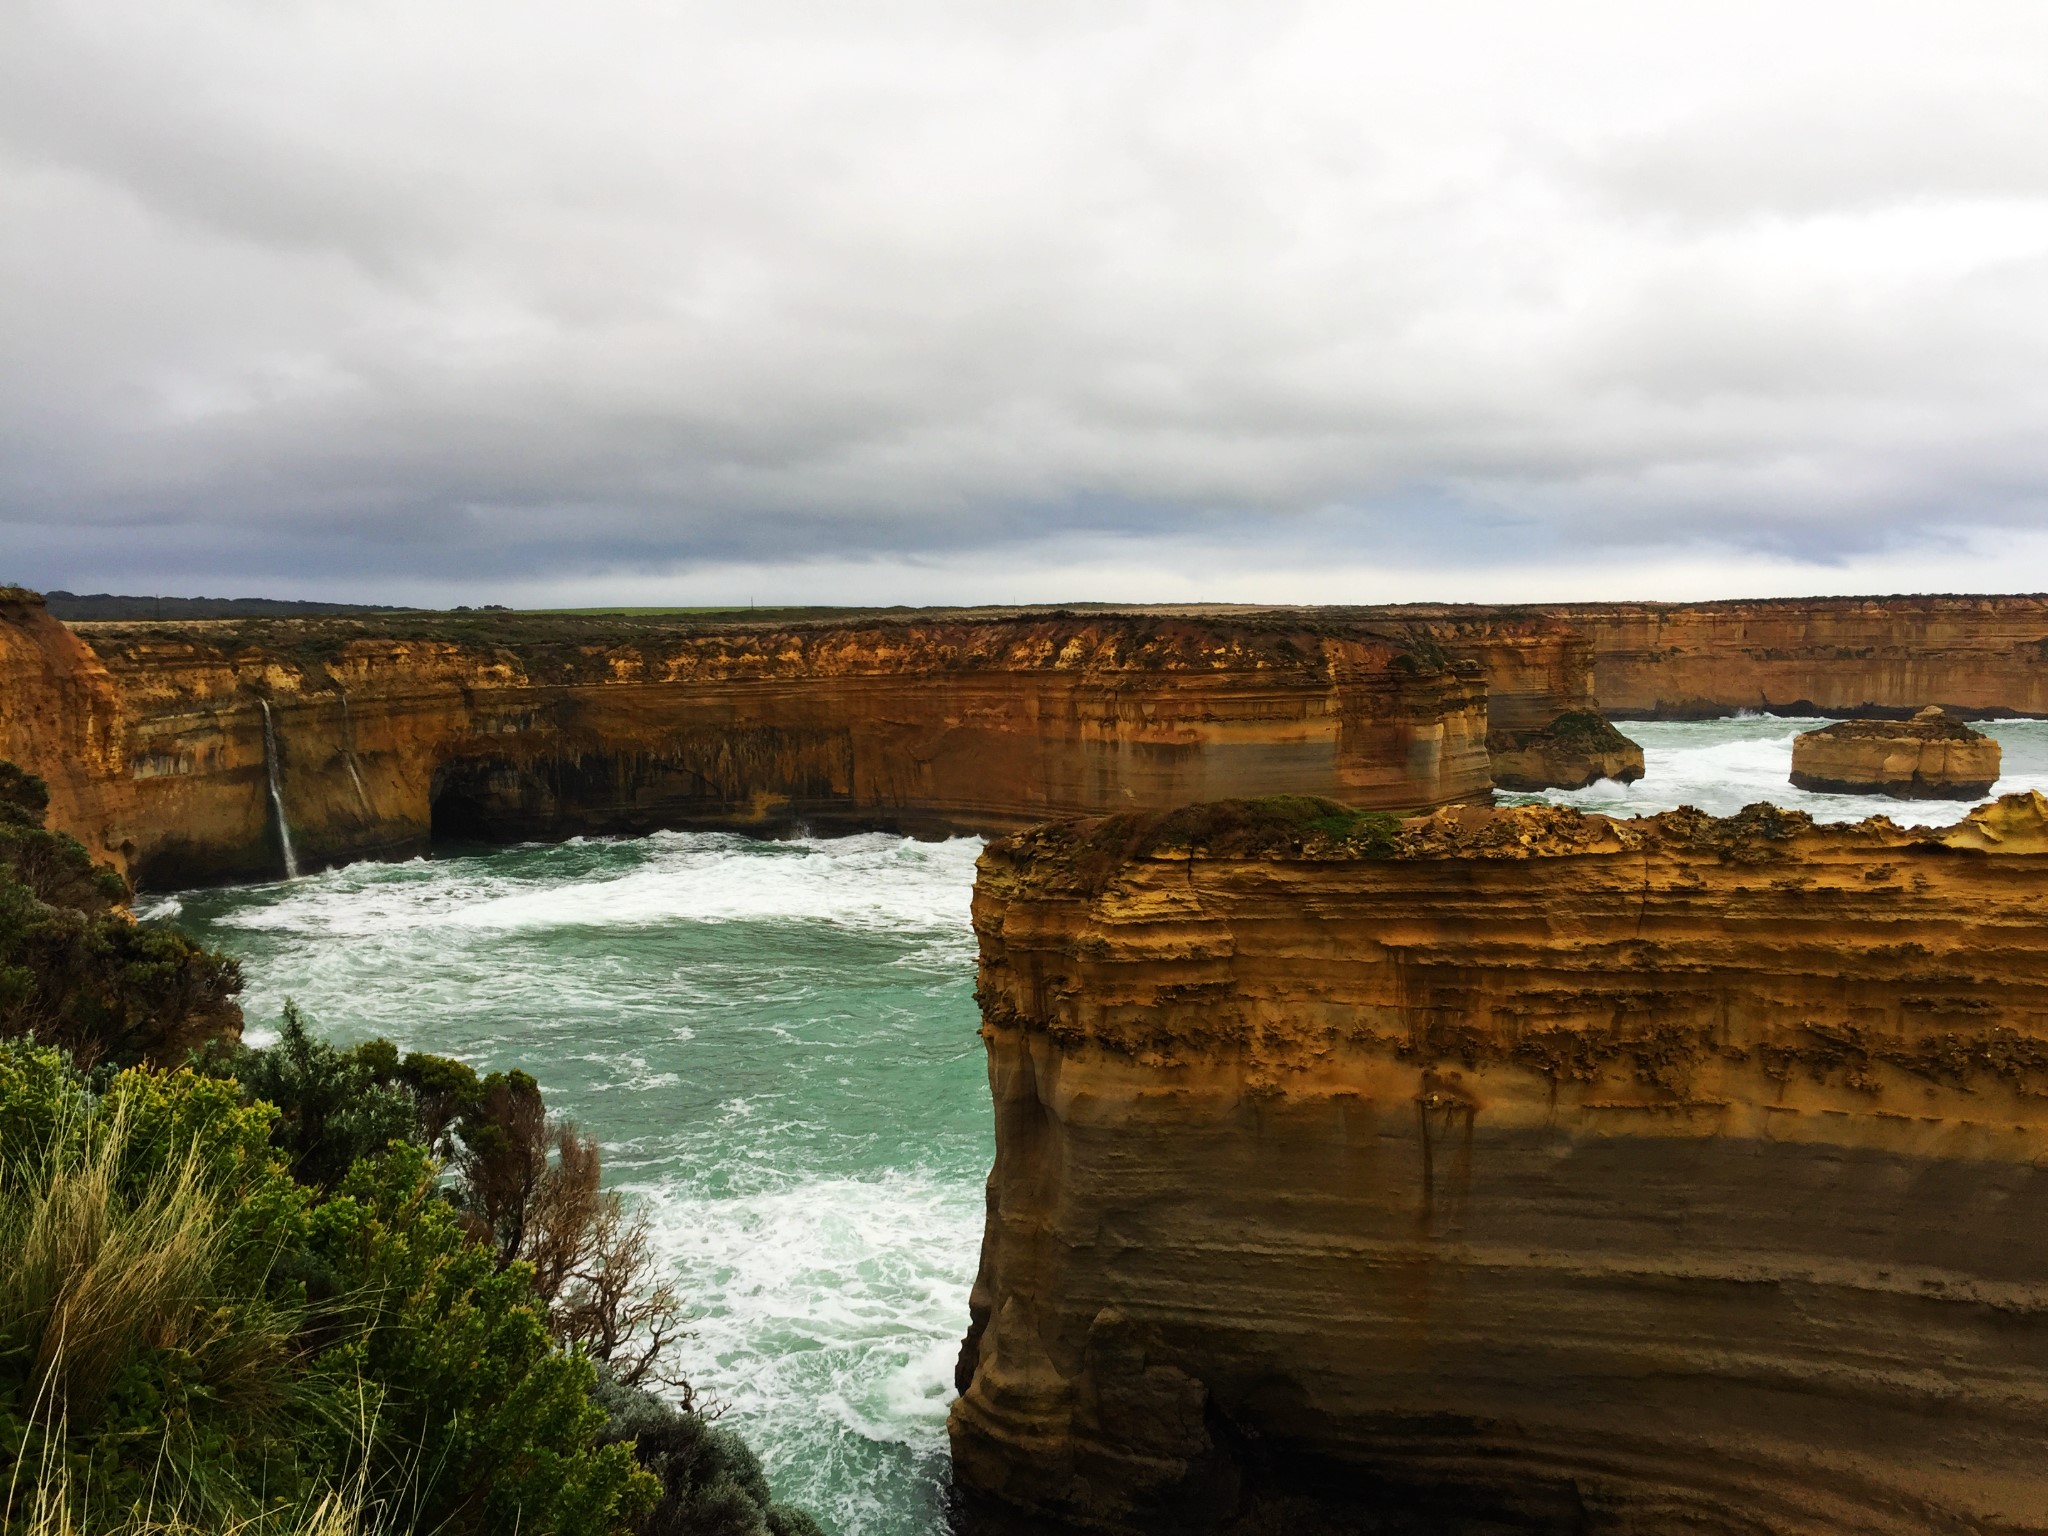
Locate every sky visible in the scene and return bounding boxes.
[4,0,2047,607]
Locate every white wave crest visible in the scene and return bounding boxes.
[212,831,980,938]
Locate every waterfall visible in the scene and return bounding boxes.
[336,687,372,813]
[259,698,301,879]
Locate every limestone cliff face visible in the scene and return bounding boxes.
[953,795,2048,1535]
[1538,595,2048,718]
[1790,707,2002,799]
[1325,609,1645,788]
[0,609,1493,885]
[0,591,137,866]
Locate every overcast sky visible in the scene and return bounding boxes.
[4,1,2047,606]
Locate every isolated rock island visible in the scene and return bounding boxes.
[1789,706,2002,799]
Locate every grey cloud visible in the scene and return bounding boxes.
[4,0,2048,600]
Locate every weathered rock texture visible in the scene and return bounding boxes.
[1371,612,1645,793]
[1535,595,2048,719]
[1790,707,2003,799]
[1485,709,1644,791]
[0,600,1497,886]
[953,793,2048,1535]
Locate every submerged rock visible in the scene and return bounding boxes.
[1789,705,2000,798]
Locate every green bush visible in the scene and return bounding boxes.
[0,1040,657,1535]
[0,762,243,1068]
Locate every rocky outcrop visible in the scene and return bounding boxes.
[1790,707,2003,799]
[953,794,2048,1535]
[1486,709,1644,791]
[0,605,1494,886]
[1369,612,1645,794]
[1534,595,2048,719]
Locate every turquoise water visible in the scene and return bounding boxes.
[147,832,989,1536]
[140,717,2048,1534]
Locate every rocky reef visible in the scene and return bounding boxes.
[952,793,2048,1535]
[1536,594,2048,718]
[0,598,1500,885]
[1790,707,2002,799]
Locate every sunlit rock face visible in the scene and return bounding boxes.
[1539,595,2048,719]
[1790,707,2002,799]
[952,794,2048,1535]
[0,605,1495,885]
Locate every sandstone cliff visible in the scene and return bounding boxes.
[0,605,1495,886]
[1535,595,2048,719]
[953,794,2048,1535]
[1790,707,2002,799]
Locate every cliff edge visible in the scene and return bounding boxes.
[953,793,2048,1534]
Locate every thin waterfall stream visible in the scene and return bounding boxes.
[335,687,372,813]
[257,697,301,878]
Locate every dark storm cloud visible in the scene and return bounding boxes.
[4,0,2047,601]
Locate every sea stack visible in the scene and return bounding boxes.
[1789,706,2000,799]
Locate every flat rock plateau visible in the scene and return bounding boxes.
[954,793,2048,1535]
[1790,707,2003,799]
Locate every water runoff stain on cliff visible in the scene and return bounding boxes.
[144,831,989,1536]
[1505,716,2048,822]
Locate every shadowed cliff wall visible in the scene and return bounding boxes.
[954,793,2048,1535]
[0,603,1495,885]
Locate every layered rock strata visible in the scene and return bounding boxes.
[953,794,2048,1535]
[1790,707,2003,799]
[0,600,1494,885]
[1534,595,2048,719]
[1368,612,1645,793]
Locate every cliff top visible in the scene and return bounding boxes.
[991,791,2048,895]
[1798,706,1990,744]
[59,606,1485,683]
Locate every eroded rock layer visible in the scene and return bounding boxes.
[953,794,2048,1535]
[1790,707,2002,799]
[1536,595,2048,719]
[0,598,1495,885]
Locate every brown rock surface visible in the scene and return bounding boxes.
[952,793,2048,1534]
[0,606,1494,885]
[1532,594,2048,718]
[1790,707,2002,799]
[1485,709,1645,791]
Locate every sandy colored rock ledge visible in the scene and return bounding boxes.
[1790,706,2001,799]
[953,792,2048,1535]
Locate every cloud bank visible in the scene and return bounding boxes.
[4,0,2047,603]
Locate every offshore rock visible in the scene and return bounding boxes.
[1790,707,2002,799]
[0,605,1492,885]
[952,794,2048,1535]
[1485,709,1644,791]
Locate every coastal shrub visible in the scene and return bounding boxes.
[0,1039,657,1535]
[209,1009,690,1389]
[0,760,243,1068]
[593,1373,826,1536]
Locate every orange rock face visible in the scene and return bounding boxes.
[1790,707,2003,798]
[1537,594,2048,718]
[0,606,1494,885]
[954,795,2048,1534]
